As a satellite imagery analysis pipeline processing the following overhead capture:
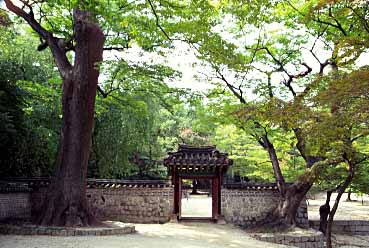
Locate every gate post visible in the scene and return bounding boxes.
[171,167,179,222]
[212,177,219,220]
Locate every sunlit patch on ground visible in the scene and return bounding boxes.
[307,193,369,220]
[181,195,212,217]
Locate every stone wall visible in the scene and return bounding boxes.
[0,185,31,222]
[0,192,31,222]
[31,186,174,224]
[310,220,369,235]
[87,187,173,223]
[221,187,309,227]
[253,231,324,248]
[1,180,310,227]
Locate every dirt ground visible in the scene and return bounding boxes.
[333,234,369,247]
[307,192,369,220]
[0,222,289,248]
[308,192,369,247]
[181,195,212,217]
[1,193,368,248]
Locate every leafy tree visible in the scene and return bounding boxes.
[175,0,369,229]
[4,0,106,226]
[0,58,25,174]
[0,22,59,176]
[3,0,215,226]
[90,83,185,179]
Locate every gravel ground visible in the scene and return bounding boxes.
[0,222,289,248]
[308,193,369,221]
[333,234,369,247]
[308,192,369,247]
[1,193,367,248]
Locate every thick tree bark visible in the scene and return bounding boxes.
[4,1,105,227]
[268,182,312,227]
[39,10,105,227]
[259,133,313,227]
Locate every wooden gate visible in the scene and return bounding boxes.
[164,145,232,222]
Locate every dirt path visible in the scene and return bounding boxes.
[0,222,289,248]
[308,193,369,221]
[181,195,212,217]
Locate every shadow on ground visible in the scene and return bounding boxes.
[0,222,289,248]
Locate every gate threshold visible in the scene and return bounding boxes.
[179,217,216,223]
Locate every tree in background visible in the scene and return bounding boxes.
[176,0,369,228]
[3,0,217,226]
[0,18,59,176]
[0,13,203,180]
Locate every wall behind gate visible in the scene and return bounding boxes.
[31,184,174,224]
[0,185,31,222]
[1,180,308,227]
[221,185,309,227]
[88,187,173,223]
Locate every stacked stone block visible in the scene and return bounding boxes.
[30,186,173,224]
[0,183,31,222]
[254,232,324,248]
[0,193,31,221]
[221,188,309,227]
[310,220,369,234]
[0,224,135,236]
[87,187,173,223]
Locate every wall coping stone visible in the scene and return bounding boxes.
[0,183,31,193]
[0,178,172,192]
[310,220,369,235]
[222,182,294,191]
[252,229,324,248]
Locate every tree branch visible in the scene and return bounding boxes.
[293,128,325,167]
[96,85,120,98]
[147,0,172,40]
[347,5,369,34]
[283,63,312,96]
[5,0,48,38]
[216,70,246,104]
[261,132,286,196]
[261,47,312,97]
[103,46,128,51]
[4,0,73,79]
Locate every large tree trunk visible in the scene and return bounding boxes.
[39,10,105,227]
[261,133,312,227]
[270,182,312,227]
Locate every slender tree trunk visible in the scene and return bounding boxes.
[39,10,105,227]
[346,190,352,201]
[191,180,199,194]
[326,161,354,248]
[262,134,286,195]
[319,191,332,234]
